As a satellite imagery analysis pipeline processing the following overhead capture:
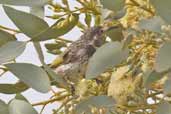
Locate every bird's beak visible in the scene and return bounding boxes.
[102,25,119,32]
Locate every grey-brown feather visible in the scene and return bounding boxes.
[54,26,105,82]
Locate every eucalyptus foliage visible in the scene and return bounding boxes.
[0,0,171,114]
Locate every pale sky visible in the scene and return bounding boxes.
[0,1,83,113]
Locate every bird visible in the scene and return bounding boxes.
[51,25,118,83]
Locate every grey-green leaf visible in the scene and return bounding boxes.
[0,29,16,47]
[0,41,26,64]
[157,101,171,114]
[100,0,125,11]
[143,70,165,88]
[30,6,44,18]
[75,95,115,114]
[0,0,47,6]
[33,42,45,64]
[5,63,51,93]
[15,94,28,102]
[155,42,171,72]
[43,65,68,88]
[3,6,49,38]
[106,26,124,41]
[9,99,38,114]
[0,99,9,114]
[164,75,171,96]
[138,16,165,33]
[86,42,128,79]
[32,14,79,41]
[150,0,171,24]
[0,81,29,94]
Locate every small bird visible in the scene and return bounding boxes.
[51,25,118,83]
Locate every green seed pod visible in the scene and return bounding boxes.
[56,13,79,30]
[62,0,69,6]
[45,42,66,51]
[48,49,62,55]
[85,13,92,27]
[95,15,101,26]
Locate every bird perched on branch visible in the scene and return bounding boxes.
[51,25,118,83]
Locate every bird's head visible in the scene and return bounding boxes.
[85,25,119,47]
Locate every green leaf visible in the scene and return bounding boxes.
[138,16,165,33]
[86,42,128,79]
[43,65,68,88]
[157,101,171,114]
[45,43,66,50]
[143,70,165,88]
[106,26,124,41]
[5,63,51,93]
[164,75,171,96]
[0,41,26,64]
[9,99,38,114]
[3,6,49,38]
[33,42,45,64]
[85,13,92,27]
[0,29,16,47]
[150,0,171,24]
[30,6,44,18]
[0,0,47,6]
[123,28,138,49]
[155,42,171,72]
[0,81,29,94]
[100,0,125,11]
[15,94,28,102]
[32,14,79,41]
[0,99,9,114]
[75,95,115,114]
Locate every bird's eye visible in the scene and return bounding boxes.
[99,29,104,34]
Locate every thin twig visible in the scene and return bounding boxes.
[0,25,21,33]
[40,104,47,114]
[32,93,70,106]
[56,37,73,43]
[53,97,73,114]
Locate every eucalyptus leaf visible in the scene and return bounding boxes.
[3,6,49,38]
[43,65,68,88]
[30,6,44,18]
[106,26,124,41]
[86,42,128,79]
[155,42,171,72]
[0,81,29,94]
[138,16,165,33]
[33,42,45,64]
[100,0,125,11]
[85,13,92,27]
[32,13,79,41]
[143,70,165,88]
[75,95,115,114]
[0,99,9,114]
[150,0,171,24]
[9,99,38,114]
[15,94,28,102]
[156,101,171,114]
[5,63,51,93]
[164,75,171,96]
[0,29,16,47]
[0,0,48,6]
[0,41,26,64]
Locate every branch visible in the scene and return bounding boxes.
[32,93,70,106]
